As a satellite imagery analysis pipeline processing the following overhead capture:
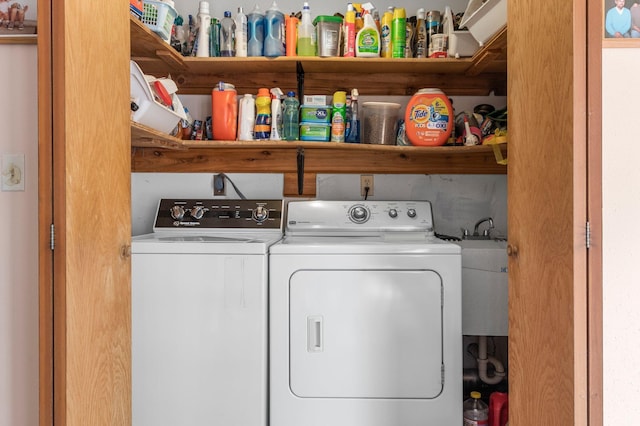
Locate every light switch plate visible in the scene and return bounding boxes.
[1,154,25,191]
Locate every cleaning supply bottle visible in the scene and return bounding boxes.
[379,7,393,58]
[355,8,380,57]
[195,1,212,57]
[391,7,406,58]
[343,3,356,57]
[235,7,248,57]
[254,88,272,139]
[330,91,347,142]
[285,14,298,56]
[345,88,360,143]
[264,0,285,57]
[270,88,284,140]
[463,391,489,426]
[248,4,265,56]
[210,18,221,57]
[238,94,255,140]
[283,91,300,141]
[220,11,236,56]
[297,2,316,56]
[414,8,427,58]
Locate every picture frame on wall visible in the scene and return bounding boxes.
[0,1,36,44]
[604,0,640,38]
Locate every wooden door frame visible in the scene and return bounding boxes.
[37,0,53,423]
[587,0,603,423]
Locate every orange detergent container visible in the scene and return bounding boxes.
[211,81,238,140]
[404,88,453,146]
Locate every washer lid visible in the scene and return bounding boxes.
[131,232,282,254]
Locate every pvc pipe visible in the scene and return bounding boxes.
[477,335,506,385]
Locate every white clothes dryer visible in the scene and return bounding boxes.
[131,199,283,426]
[269,200,462,426]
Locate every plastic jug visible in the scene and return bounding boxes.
[297,2,316,56]
[211,82,238,140]
[247,4,265,56]
[264,0,285,57]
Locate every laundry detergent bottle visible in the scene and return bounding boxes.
[254,88,272,139]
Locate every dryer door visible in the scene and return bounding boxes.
[289,269,443,399]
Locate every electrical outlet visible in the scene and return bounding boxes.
[360,174,373,197]
[1,154,25,192]
[213,173,226,196]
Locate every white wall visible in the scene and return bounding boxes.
[602,48,640,424]
[0,44,39,426]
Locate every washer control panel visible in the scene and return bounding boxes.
[154,199,283,230]
[287,200,434,235]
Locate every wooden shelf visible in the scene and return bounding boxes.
[131,122,507,174]
[130,17,507,96]
[130,18,507,177]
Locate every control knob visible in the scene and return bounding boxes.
[407,208,417,218]
[190,206,206,220]
[349,205,370,223]
[170,205,185,220]
[253,205,269,222]
[388,208,398,218]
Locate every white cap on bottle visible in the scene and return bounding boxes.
[199,1,210,15]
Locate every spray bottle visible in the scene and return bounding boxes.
[345,88,360,143]
[270,88,284,140]
[355,5,380,57]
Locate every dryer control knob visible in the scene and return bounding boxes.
[407,208,417,218]
[253,205,269,222]
[349,205,370,223]
[388,208,398,218]
[170,205,185,220]
[190,206,206,220]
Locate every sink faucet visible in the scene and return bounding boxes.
[462,217,495,240]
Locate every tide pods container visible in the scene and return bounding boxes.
[404,88,453,146]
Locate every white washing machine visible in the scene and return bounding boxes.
[131,199,283,426]
[269,200,462,426]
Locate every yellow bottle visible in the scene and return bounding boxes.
[380,7,393,58]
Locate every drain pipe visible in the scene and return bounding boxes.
[477,336,506,385]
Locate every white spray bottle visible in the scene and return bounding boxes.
[270,88,284,140]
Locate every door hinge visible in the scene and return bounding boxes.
[585,221,591,249]
[50,224,55,250]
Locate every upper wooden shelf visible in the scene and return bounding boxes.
[130,17,507,96]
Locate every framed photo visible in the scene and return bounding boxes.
[0,0,36,44]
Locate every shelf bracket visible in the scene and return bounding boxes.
[296,61,305,101]
[296,146,305,195]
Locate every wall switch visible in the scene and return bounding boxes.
[360,174,373,197]
[213,173,226,196]
[1,154,25,192]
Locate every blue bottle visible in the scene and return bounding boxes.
[264,0,285,57]
[247,4,265,57]
[345,88,360,143]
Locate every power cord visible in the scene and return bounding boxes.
[364,186,370,200]
[212,173,247,199]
